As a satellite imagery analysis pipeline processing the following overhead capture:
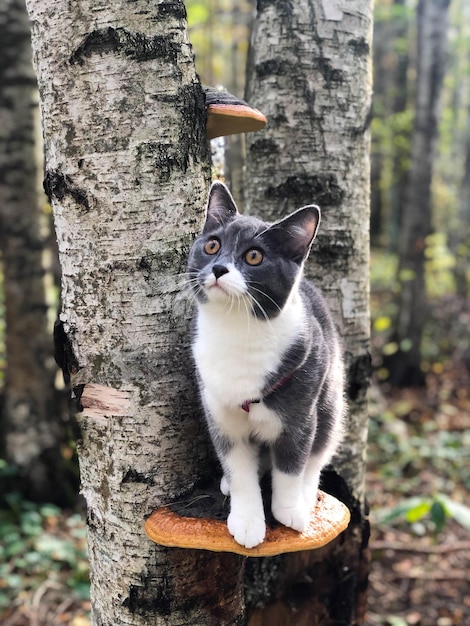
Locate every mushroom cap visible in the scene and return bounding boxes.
[145,490,350,557]
[204,87,267,140]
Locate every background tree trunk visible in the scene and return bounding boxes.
[243,1,372,624]
[387,0,451,387]
[454,106,470,298]
[0,0,70,504]
[388,0,411,252]
[26,0,245,623]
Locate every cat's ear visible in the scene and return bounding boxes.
[203,181,239,233]
[268,205,320,263]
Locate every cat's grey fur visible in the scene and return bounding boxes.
[187,181,344,548]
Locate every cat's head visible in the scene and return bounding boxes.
[187,181,320,319]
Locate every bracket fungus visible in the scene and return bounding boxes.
[145,488,350,558]
[204,87,267,140]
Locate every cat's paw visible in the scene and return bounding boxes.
[220,475,230,496]
[227,512,266,549]
[272,502,311,533]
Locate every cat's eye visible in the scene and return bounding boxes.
[204,238,221,255]
[245,248,263,266]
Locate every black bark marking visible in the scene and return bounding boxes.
[318,58,344,87]
[311,232,355,268]
[248,137,280,159]
[73,384,85,412]
[44,169,90,211]
[135,85,205,183]
[255,57,297,80]
[265,173,345,208]
[132,82,206,190]
[53,319,80,384]
[136,141,186,183]
[137,238,192,285]
[348,37,370,57]
[124,551,245,623]
[124,574,172,617]
[154,1,187,20]
[346,353,372,402]
[256,0,295,17]
[69,27,179,66]
[177,82,207,150]
[350,103,373,136]
[122,468,156,486]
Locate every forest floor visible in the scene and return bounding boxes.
[366,518,470,626]
[365,361,470,626]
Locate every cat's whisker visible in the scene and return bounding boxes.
[164,271,194,286]
[235,293,241,316]
[241,294,252,334]
[247,283,283,315]
[178,273,200,286]
[246,291,267,320]
[247,293,273,330]
[181,281,205,309]
[174,280,200,297]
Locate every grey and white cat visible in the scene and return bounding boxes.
[188,181,344,549]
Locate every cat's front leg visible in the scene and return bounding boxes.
[223,441,266,549]
[302,454,324,510]
[271,467,311,532]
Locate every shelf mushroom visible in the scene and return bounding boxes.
[204,86,267,140]
[145,489,350,557]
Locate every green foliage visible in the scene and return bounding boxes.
[370,245,468,381]
[424,232,457,297]
[370,250,399,291]
[0,460,89,613]
[186,0,253,89]
[369,378,470,537]
[374,1,414,24]
[376,494,470,535]
[186,2,210,26]
[369,409,470,487]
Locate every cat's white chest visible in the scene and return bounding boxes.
[193,296,304,409]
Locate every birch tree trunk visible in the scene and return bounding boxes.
[0,0,68,503]
[244,2,372,623]
[26,1,245,623]
[388,0,450,387]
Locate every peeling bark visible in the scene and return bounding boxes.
[244,1,372,623]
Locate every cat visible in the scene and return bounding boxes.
[187,181,344,549]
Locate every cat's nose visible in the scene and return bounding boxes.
[213,264,229,279]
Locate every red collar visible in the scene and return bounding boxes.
[240,370,296,413]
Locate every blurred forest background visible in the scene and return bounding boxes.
[0,0,469,625]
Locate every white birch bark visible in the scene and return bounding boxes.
[244,1,372,623]
[26,1,245,624]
